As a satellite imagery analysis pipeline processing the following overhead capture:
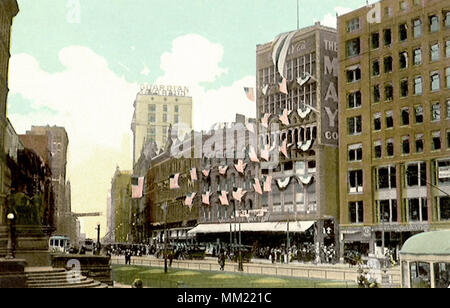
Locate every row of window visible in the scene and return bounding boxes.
[346,11,450,57]
[348,195,449,224]
[148,104,179,113]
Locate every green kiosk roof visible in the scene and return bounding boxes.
[400,231,450,256]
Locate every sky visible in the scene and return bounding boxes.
[7,0,376,239]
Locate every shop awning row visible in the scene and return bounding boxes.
[187,221,315,234]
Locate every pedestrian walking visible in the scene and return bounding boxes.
[218,249,225,271]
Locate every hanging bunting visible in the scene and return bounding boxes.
[234,160,247,174]
[297,175,314,185]
[297,106,312,119]
[190,168,197,182]
[300,139,314,151]
[276,177,291,190]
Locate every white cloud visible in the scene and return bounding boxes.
[316,6,353,28]
[8,46,138,237]
[141,65,150,76]
[155,34,255,131]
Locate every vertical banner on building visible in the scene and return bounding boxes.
[321,32,339,146]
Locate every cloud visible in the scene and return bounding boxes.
[8,46,138,235]
[316,6,353,28]
[155,34,255,131]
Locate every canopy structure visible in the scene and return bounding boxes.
[187,221,315,235]
[400,230,450,256]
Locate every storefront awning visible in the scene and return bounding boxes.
[187,221,314,234]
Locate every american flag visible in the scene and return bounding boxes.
[260,144,270,161]
[246,122,255,133]
[202,191,211,205]
[202,169,210,177]
[232,188,247,202]
[262,84,269,96]
[261,113,270,128]
[263,175,272,192]
[280,139,289,158]
[169,173,180,189]
[244,87,255,102]
[279,108,290,126]
[131,176,144,199]
[234,160,247,174]
[249,146,259,162]
[219,165,228,175]
[190,168,197,181]
[279,77,288,94]
[219,191,229,205]
[253,178,263,195]
[184,192,197,207]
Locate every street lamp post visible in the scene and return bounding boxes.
[96,224,101,255]
[163,202,168,274]
[236,201,243,272]
[6,213,15,259]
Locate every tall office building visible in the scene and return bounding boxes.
[131,84,193,164]
[338,0,450,257]
[255,23,340,259]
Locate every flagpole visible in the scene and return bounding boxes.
[296,0,299,30]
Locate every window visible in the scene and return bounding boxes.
[378,199,398,223]
[162,113,168,122]
[399,52,408,69]
[410,262,431,288]
[431,43,440,61]
[430,15,439,32]
[448,130,450,148]
[400,79,409,97]
[432,131,441,151]
[148,114,156,123]
[348,116,362,135]
[371,32,380,49]
[406,161,426,187]
[348,143,362,162]
[400,1,407,11]
[431,102,440,121]
[386,138,394,157]
[399,24,408,41]
[374,140,382,158]
[434,262,450,288]
[447,99,450,118]
[347,18,360,32]
[413,19,422,38]
[447,40,450,58]
[402,136,410,155]
[147,127,156,142]
[376,165,397,189]
[372,60,380,76]
[386,110,394,128]
[446,11,450,28]
[384,28,392,46]
[415,105,423,123]
[174,114,179,124]
[407,197,428,222]
[384,6,392,17]
[384,56,393,73]
[446,67,450,89]
[414,76,423,95]
[414,48,422,65]
[437,159,450,184]
[373,84,380,103]
[163,104,168,112]
[348,91,362,108]
[437,198,450,225]
[346,38,360,57]
[348,170,363,193]
[385,83,393,101]
[374,112,382,131]
[346,65,361,82]
[349,201,363,224]
[415,134,424,153]
[148,104,156,112]
[431,72,440,91]
[401,108,410,125]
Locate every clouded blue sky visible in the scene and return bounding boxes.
[7,0,373,238]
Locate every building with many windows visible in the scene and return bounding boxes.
[338,0,450,259]
[255,23,340,260]
[131,84,193,164]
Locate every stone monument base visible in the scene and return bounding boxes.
[0,258,28,288]
[0,225,51,267]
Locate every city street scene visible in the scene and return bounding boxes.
[0,0,449,292]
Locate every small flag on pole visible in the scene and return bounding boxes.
[244,87,255,102]
[253,178,263,195]
[185,192,197,207]
[262,84,269,96]
[202,191,211,205]
[169,173,180,189]
[131,176,144,198]
[219,191,229,205]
